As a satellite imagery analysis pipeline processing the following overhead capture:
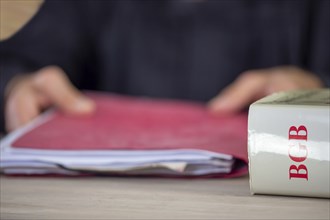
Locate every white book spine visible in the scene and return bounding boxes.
[248,89,330,198]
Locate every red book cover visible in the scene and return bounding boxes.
[9,92,248,177]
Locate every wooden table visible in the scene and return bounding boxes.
[1,175,329,219]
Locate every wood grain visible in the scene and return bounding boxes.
[1,176,329,219]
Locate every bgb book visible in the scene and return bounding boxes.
[248,89,330,198]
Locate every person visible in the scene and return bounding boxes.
[1,0,329,133]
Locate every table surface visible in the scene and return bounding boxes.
[1,175,329,219]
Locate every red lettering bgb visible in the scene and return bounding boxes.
[289,164,308,180]
[288,143,308,162]
[288,125,308,180]
[289,125,307,140]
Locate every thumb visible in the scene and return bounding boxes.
[208,71,267,114]
[32,66,95,115]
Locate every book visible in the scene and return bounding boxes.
[248,89,330,198]
[0,92,248,177]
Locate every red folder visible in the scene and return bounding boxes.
[10,92,248,177]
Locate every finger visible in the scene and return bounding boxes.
[32,66,95,115]
[208,71,268,114]
[266,67,323,93]
[5,85,40,132]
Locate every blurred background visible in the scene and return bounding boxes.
[0,0,43,40]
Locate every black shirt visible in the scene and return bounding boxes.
[1,0,329,132]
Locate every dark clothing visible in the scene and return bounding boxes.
[1,0,330,132]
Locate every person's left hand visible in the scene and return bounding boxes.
[208,66,324,114]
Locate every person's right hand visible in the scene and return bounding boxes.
[5,66,95,132]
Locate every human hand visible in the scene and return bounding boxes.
[5,66,95,132]
[208,66,324,114]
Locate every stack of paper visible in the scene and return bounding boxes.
[0,92,248,177]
